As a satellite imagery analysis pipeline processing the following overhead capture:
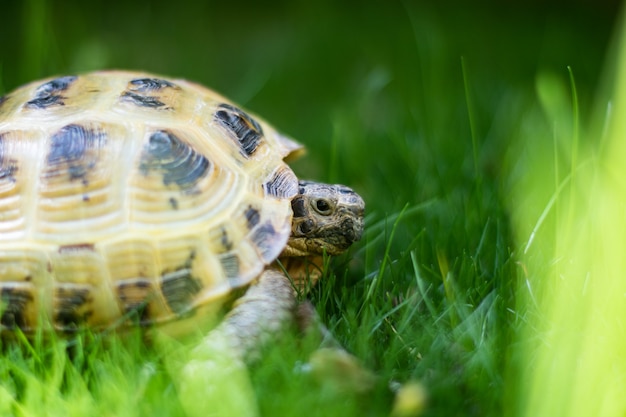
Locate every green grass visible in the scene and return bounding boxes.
[0,0,621,416]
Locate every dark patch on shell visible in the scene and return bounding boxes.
[160,251,201,315]
[117,280,153,326]
[119,77,179,109]
[139,130,210,189]
[169,197,179,210]
[160,269,202,315]
[245,206,260,230]
[214,103,263,157]
[0,95,7,108]
[219,253,240,279]
[120,91,167,108]
[250,221,277,260]
[0,287,33,330]
[46,124,105,182]
[220,228,233,251]
[26,95,65,108]
[58,243,95,253]
[35,76,77,95]
[25,75,77,109]
[263,167,297,198]
[0,133,18,183]
[54,287,92,332]
[129,78,179,92]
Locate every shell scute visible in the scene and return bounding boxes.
[36,121,130,239]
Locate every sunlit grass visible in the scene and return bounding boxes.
[0,331,185,416]
[508,11,626,417]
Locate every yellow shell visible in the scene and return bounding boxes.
[0,71,304,333]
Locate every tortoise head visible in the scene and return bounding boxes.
[285,180,365,257]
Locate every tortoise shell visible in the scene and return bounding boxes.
[0,71,304,333]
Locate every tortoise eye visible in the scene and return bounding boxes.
[314,199,332,215]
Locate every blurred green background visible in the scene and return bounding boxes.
[0,0,622,416]
[1,1,617,190]
[0,0,618,180]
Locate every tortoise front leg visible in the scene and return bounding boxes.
[196,267,298,362]
[209,267,376,394]
[172,268,374,416]
[172,268,297,417]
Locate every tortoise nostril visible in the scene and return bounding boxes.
[299,219,314,235]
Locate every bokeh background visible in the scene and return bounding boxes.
[0,1,623,416]
[1,1,617,196]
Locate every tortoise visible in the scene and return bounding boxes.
[0,70,364,360]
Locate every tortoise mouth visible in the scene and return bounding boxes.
[314,215,363,255]
[341,217,363,245]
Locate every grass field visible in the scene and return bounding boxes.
[0,0,623,416]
